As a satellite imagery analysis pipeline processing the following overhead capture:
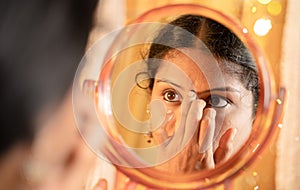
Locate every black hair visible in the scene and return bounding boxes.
[146,14,259,113]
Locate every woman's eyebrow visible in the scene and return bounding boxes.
[195,87,241,96]
[156,79,186,90]
[156,79,241,95]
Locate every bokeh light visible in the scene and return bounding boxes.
[267,1,282,16]
[254,18,272,36]
[251,6,257,13]
[243,28,249,34]
[258,0,272,5]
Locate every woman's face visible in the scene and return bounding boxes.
[150,48,254,154]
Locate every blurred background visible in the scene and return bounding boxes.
[1,0,299,189]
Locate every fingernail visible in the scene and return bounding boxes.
[198,99,206,109]
[203,108,216,119]
[188,90,197,100]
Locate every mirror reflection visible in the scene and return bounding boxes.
[110,14,259,174]
[140,14,259,173]
[76,13,260,181]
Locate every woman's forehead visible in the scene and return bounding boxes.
[158,49,223,88]
[163,48,222,74]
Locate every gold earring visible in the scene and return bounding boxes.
[145,131,153,143]
[145,104,152,143]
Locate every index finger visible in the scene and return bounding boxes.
[166,99,206,151]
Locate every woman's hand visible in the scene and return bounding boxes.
[153,99,237,173]
[91,99,237,189]
[194,106,237,170]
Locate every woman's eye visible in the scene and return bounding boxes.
[207,95,230,108]
[163,90,181,102]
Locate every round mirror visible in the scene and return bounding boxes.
[73,4,283,189]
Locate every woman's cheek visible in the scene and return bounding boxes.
[165,114,177,137]
[234,120,252,151]
[215,117,252,153]
[151,106,179,144]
